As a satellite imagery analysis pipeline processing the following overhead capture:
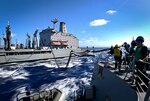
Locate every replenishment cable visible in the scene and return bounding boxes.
[49,46,60,68]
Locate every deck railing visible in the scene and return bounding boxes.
[127,57,150,100]
[96,51,150,100]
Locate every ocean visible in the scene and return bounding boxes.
[0,56,95,101]
[0,47,114,101]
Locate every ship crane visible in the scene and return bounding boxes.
[26,33,31,49]
[32,29,38,49]
[5,21,11,50]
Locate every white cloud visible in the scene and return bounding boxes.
[106,10,117,15]
[89,19,109,26]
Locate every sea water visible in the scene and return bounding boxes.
[0,56,95,101]
[0,48,114,101]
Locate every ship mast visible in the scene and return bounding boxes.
[51,18,58,30]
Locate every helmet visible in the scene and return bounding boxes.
[124,42,127,45]
[131,40,136,46]
[136,36,144,43]
[127,44,130,48]
[115,44,118,48]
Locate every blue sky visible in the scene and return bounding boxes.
[0,0,150,47]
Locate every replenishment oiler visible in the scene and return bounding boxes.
[0,19,85,64]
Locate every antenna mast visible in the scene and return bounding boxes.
[51,18,58,30]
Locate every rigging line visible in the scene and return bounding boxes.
[65,50,85,68]
[5,49,42,62]
[65,50,73,68]
[49,46,59,68]
[6,53,33,62]
[49,46,79,68]
[65,49,93,68]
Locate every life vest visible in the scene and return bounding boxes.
[134,44,147,61]
[114,48,121,57]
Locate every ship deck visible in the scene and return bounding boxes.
[92,62,138,101]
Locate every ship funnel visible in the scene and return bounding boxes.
[59,22,67,33]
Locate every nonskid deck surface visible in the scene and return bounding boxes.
[106,62,150,87]
[106,62,150,101]
[92,62,138,101]
[93,60,150,101]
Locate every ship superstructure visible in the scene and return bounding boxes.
[39,19,79,49]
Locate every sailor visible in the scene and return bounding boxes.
[129,40,136,56]
[121,42,131,65]
[124,40,136,65]
[113,44,122,72]
[134,36,149,87]
[125,40,136,64]
[123,42,130,53]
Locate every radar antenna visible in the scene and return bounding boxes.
[51,18,58,29]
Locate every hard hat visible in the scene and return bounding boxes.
[136,36,144,43]
[131,40,136,46]
[115,44,118,48]
[124,42,127,45]
[127,44,130,48]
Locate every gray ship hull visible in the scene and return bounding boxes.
[0,48,83,64]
